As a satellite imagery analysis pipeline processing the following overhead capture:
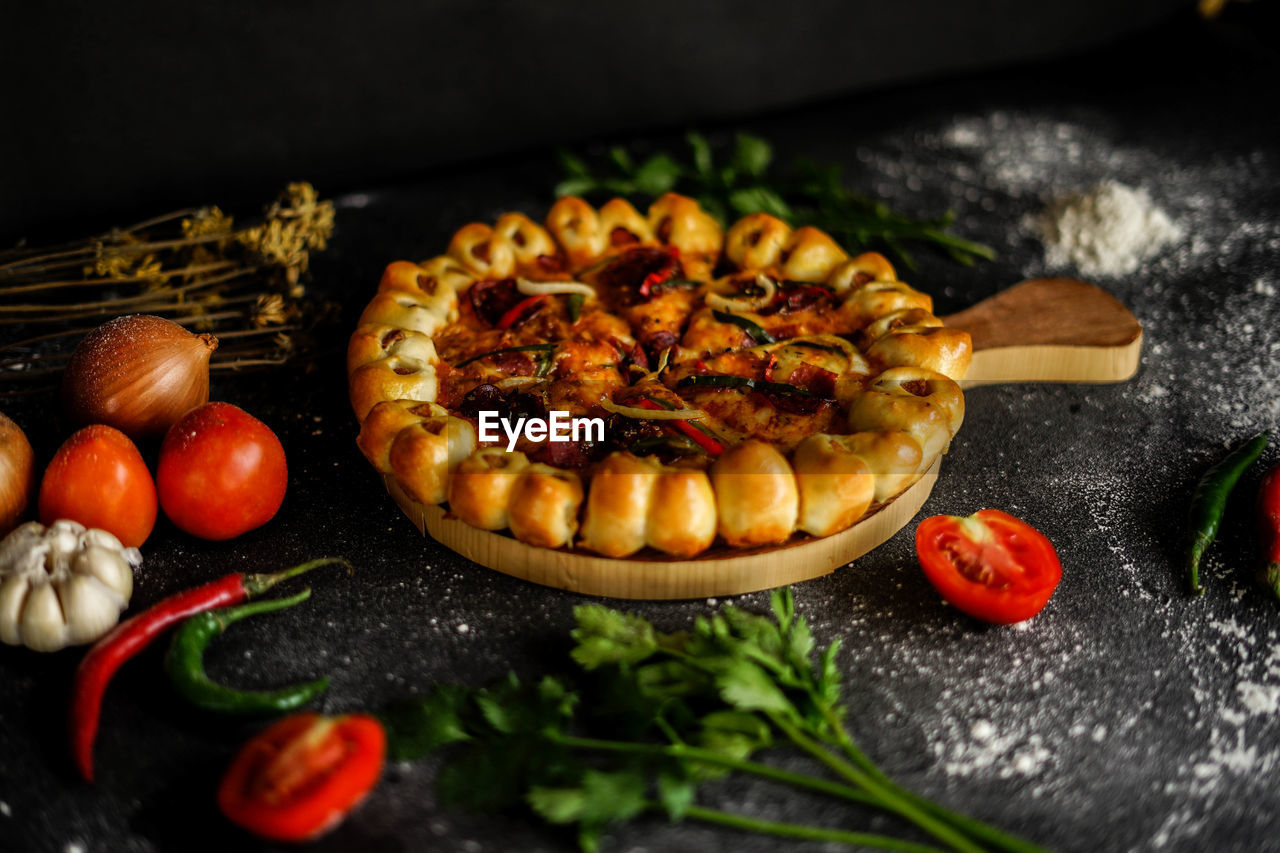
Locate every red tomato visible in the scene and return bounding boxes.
[914,509,1062,624]
[218,712,385,842]
[38,424,156,547]
[156,402,287,540]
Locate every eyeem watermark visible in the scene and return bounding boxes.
[477,410,605,452]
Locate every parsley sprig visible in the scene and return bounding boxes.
[555,133,995,271]
[380,589,1042,853]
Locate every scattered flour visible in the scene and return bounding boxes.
[939,718,1051,778]
[1238,682,1280,716]
[839,109,1280,848]
[1025,180,1184,277]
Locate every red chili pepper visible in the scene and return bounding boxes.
[70,557,349,782]
[630,398,724,456]
[762,352,779,382]
[637,247,680,297]
[496,294,548,329]
[1259,463,1280,599]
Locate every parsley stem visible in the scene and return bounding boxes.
[770,716,985,853]
[818,708,1045,853]
[668,803,946,853]
[551,733,877,807]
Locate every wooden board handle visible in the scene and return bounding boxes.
[942,277,1142,388]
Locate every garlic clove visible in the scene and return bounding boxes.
[0,521,43,569]
[19,581,68,653]
[60,573,125,646]
[73,546,134,604]
[82,526,124,552]
[46,522,82,574]
[0,573,30,646]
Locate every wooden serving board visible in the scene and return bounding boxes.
[385,278,1142,600]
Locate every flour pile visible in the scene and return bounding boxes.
[1027,180,1183,277]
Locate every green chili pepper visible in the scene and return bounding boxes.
[781,339,847,354]
[711,309,776,344]
[1187,431,1269,595]
[164,588,330,714]
[565,293,584,323]
[454,343,557,368]
[629,435,702,457]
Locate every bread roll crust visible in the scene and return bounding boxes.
[448,449,532,531]
[506,465,584,548]
[578,453,718,557]
[866,326,973,380]
[349,193,968,559]
[793,434,875,537]
[711,441,799,547]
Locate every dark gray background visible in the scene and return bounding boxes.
[2,0,1189,240]
[2,2,1280,851]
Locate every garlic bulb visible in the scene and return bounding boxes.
[0,520,139,652]
[62,314,218,439]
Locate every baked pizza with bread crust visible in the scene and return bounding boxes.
[348,193,970,559]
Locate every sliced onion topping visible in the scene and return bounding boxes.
[516,278,597,298]
[705,273,777,312]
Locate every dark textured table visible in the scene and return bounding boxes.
[2,8,1279,852]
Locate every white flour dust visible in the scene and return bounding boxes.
[1026,181,1184,277]
[833,109,1280,849]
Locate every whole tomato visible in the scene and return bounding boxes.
[38,424,157,548]
[157,402,287,540]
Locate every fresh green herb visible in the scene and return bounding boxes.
[710,309,777,344]
[381,590,1042,853]
[677,374,817,398]
[454,343,557,369]
[555,133,995,270]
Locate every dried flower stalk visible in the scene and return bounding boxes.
[0,183,337,395]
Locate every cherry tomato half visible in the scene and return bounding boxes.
[915,509,1062,624]
[218,712,386,842]
[156,402,287,540]
[38,424,156,547]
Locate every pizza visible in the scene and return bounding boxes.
[347,193,971,559]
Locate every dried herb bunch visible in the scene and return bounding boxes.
[0,183,337,396]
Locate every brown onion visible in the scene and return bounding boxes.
[0,412,34,534]
[62,315,218,439]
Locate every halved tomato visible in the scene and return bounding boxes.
[915,509,1062,624]
[218,712,385,842]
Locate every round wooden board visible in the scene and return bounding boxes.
[384,459,940,600]
[368,276,1143,600]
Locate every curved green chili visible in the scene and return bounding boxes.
[164,588,330,714]
[1187,431,1268,595]
[711,309,776,344]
